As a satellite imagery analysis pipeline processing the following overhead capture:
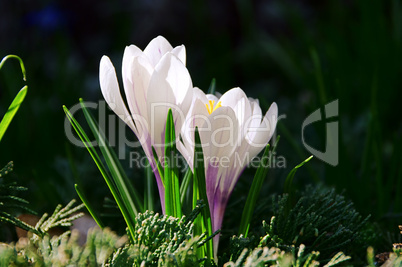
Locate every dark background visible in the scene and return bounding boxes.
[0,0,401,239]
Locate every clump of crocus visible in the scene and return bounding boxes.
[99,36,193,211]
[179,87,278,256]
[99,36,278,259]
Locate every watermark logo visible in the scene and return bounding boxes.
[301,99,339,166]
[64,99,339,169]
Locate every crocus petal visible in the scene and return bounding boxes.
[200,106,239,163]
[218,87,252,130]
[122,46,149,121]
[99,56,138,135]
[248,102,278,159]
[245,101,263,142]
[193,87,209,103]
[178,97,211,168]
[146,53,192,157]
[171,45,186,65]
[129,56,154,119]
[200,106,239,211]
[122,44,143,85]
[143,36,174,67]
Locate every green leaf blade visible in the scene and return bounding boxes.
[193,127,213,260]
[164,109,182,218]
[238,136,280,237]
[0,86,28,142]
[63,105,136,241]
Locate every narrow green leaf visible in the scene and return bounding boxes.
[283,155,313,217]
[144,161,155,211]
[193,127,213,260]
[0,55,27,81]
[0,86,27,142]
[310,48,327,106]
[75,184,105,229]
[63,105,136,241]
[207,78,216,94]
[152,146,164,185]
[79,99,143,214]
[239,136,280,237]
[284,155,314,195]
[164,109,182,218]
[180,167,193,205]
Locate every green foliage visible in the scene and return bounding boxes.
[239,137,278,238]
[0,199,91,266]
[105,203,217,266]
[262,185,370,261]
[32,199,84,239]
[63,100,141,242]
[0,203,212,266]
[0,55,27,142]
[224,247,287,267]
[111,209,211,266]
[107,237,203,266]
[193,127,213,260]
[0,227,126,266]
[0,162,40,236]
[164,108,182,218]
[227,235,258,264]
[223,244,350,267]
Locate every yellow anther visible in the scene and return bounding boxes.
[205,100,222,114]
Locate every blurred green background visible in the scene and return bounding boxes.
[0,0,401,239]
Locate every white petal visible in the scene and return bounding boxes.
[162,54,193,105]
[193,87,209,102]
[122,45,143,86]
[171,45,186,65]
[181,98,210,165]
[246,101,263,141]
[155,52,193,129]
[199,106,239,162]
[143,36,174,67]
[218,87,252,130]
[99,56,138,135]
[218,87,248,109]
[146,53,192,155]
[176,140,193,169]
[248,102,278,158]
[129,56,154,116]
[127,56,155,141]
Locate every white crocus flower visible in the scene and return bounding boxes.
[178,87,278,257]
[99,36,193,212]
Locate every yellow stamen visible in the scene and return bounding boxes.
[206,100,222,114]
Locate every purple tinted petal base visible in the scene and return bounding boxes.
[207,164,248,260]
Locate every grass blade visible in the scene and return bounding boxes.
[79,99,143,215]
[74,184,105,229]
[164,109,182,218]
[144,161,155,211]
[207,78,216,94]
[238,136,280,237]
[284,155,314,195]
[152,146,164,185]
[283,155,313,217]
[180,167,193,205]
[193,127,213,260]
[0,86,27,142]
[310,48,327,106]
[0,55,26,81]
[63,105,136,241]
